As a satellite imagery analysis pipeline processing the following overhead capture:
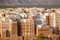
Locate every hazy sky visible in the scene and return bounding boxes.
[0,0,60,5]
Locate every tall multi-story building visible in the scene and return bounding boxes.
[0,17,11,37]
[0,8,60,40]
[10,20,18,37]
[56,12,60,36]
[19,16,35,36]
[0,16,18,38]
[45,12,57,27]
[19,19,27,36]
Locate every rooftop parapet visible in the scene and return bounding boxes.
[20,19,27,22]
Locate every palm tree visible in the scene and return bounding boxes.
[37,34,44,40]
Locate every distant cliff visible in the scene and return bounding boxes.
[0,0,60,5]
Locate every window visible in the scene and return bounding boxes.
[7,39,9,40]
[0,34,1,37]
[6,30,10,37]
[3,14,5,17]
[59,36,60,40]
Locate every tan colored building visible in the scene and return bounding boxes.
[0,16,18,37]
[36,25,52,36]
[36,25,59,40]
[10,20,18,37]
[19,17,35,36]
[0,8,60,40]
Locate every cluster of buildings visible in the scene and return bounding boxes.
[0,7,60,40]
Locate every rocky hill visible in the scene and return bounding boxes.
[0,0,60,5]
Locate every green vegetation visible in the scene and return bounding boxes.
[0,4,60,8]
[37,34,44,40]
